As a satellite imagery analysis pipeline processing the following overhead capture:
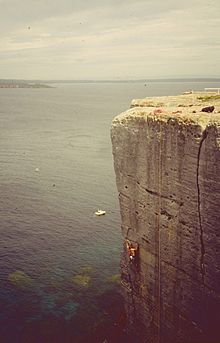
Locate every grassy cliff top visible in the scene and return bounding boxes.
[112,93,220,130]
[130,92,220,109]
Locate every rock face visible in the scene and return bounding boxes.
[111,93,220,343]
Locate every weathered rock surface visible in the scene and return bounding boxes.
[111,93,220,343]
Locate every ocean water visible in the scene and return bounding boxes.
[0,81,219,342]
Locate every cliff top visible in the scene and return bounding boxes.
[113,92,220,130]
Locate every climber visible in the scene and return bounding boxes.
[125,239,138,261]
[129,247,136,260]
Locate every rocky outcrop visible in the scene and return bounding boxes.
[111,93,220,343]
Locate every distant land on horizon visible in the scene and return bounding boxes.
[46,77,220,83]
[0,78,220,86]
[0,79,52,88]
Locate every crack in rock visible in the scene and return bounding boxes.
[197,129,207,283]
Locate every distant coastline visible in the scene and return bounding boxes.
[45,78,220,83]
[0,80,52,88]
[1,78,220,86]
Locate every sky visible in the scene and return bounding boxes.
[0,0,220,80]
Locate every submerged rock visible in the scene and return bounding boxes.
[8,270,34,290]
[41,293,57,315]
[61,300,79,321]
[81,266,94,275]
[37,290,79,318]
[72,274,91,287]
[70,266,94,288]
[106,274,121,285]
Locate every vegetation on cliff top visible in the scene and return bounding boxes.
[197,94,220,101]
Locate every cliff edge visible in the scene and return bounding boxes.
[111,93,220,343]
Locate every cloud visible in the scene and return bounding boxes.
[0,0,220,79]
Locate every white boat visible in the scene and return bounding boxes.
[183,90,193,95]
[95,209,106,216]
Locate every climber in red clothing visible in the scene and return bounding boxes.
[125,239,137,261]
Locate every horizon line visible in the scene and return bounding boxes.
[1,77,220,83]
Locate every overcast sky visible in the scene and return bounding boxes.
[0,0,220,80]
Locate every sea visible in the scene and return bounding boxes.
[0,81,219,343]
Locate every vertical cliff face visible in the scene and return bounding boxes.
[111,94,220,343]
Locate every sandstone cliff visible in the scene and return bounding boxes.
[111,93,220,343]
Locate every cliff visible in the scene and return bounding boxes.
[111,93,220,343]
